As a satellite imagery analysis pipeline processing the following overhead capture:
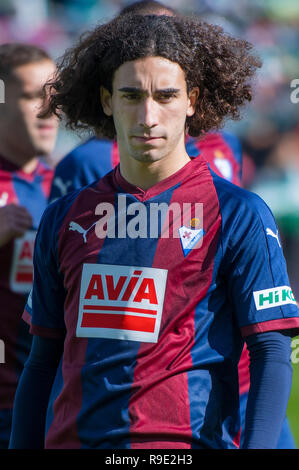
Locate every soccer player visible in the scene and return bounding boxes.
[48,0,296,449]
[10,14,299,449]
[0,43,58,448]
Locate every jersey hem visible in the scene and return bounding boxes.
[241,317,299,337]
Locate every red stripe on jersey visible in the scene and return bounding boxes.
[238,345,250,395]
[111,141,120,169]
[129,160,221,448]
[241,317,299,337]
[81,312,156,332]
[83,305,157,315]
[36,162,54,199]
[233,428,241,448]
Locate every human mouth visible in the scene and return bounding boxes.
[36,122,57,134]
[132,135,163,143]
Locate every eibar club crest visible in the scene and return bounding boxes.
[178,217,205,257]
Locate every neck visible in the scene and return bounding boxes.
[119,140,190,190]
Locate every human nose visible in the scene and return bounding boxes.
[138,97,159,129]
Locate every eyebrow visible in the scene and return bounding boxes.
[118,87,180,94]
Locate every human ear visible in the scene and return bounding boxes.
[186,87,200,117]
[100,86,113,116]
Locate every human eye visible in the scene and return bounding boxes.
[21,90,44,100]
[156,91,178,103]
[122,92,141,101]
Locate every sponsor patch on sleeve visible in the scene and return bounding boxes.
[253,286,297,310]
[77,264,168,343]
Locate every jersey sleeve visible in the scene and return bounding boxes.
[49,156,77,203]
[22,202,67,339]
[49,138,116,203]
[221,189,299,337]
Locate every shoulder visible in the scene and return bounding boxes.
[212,170,267,208]
[39,187,84,235]
[58,137,113,166]
[211,170,275,234]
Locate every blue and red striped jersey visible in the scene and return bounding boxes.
[0,155,53,408]
[49,133,249,399]
[24,157,299,449]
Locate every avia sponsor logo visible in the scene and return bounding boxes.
[77,264,168,343]
[9,230,36,293]
[253,286,297,310]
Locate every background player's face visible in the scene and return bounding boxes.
[0,60,58,163]
[101,56,198,166]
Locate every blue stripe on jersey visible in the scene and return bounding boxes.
[13,173,48,229]
[45,360,64,440]
[188,251,242,448]
[77,185,178,448]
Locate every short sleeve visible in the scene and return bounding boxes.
[222,191,299,337]
[48,157,77,203]
[22,203,66,339]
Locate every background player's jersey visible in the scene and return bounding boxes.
[24,158,299,449]
[49,132,242,202]
[0,155,53,408]
[185,132,242,185]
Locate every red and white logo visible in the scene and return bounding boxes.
[9,230,36,293]
[77,264,168,343]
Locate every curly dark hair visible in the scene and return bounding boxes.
[120,0,175,15]
[41,14,261,138]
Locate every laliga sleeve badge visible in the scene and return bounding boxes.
[178,218,205,257]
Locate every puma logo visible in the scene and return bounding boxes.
[266,228,281,248]
[69,221,97,243]
[53,177,72,196]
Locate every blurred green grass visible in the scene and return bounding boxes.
[287,335,299,448]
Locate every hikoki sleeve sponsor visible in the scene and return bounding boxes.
[76,264,168,343]
[253,286,297,311]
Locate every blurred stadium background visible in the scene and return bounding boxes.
[0,0,299,447]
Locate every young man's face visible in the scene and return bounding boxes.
[0,59,58,164]
[101,56,198,166]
